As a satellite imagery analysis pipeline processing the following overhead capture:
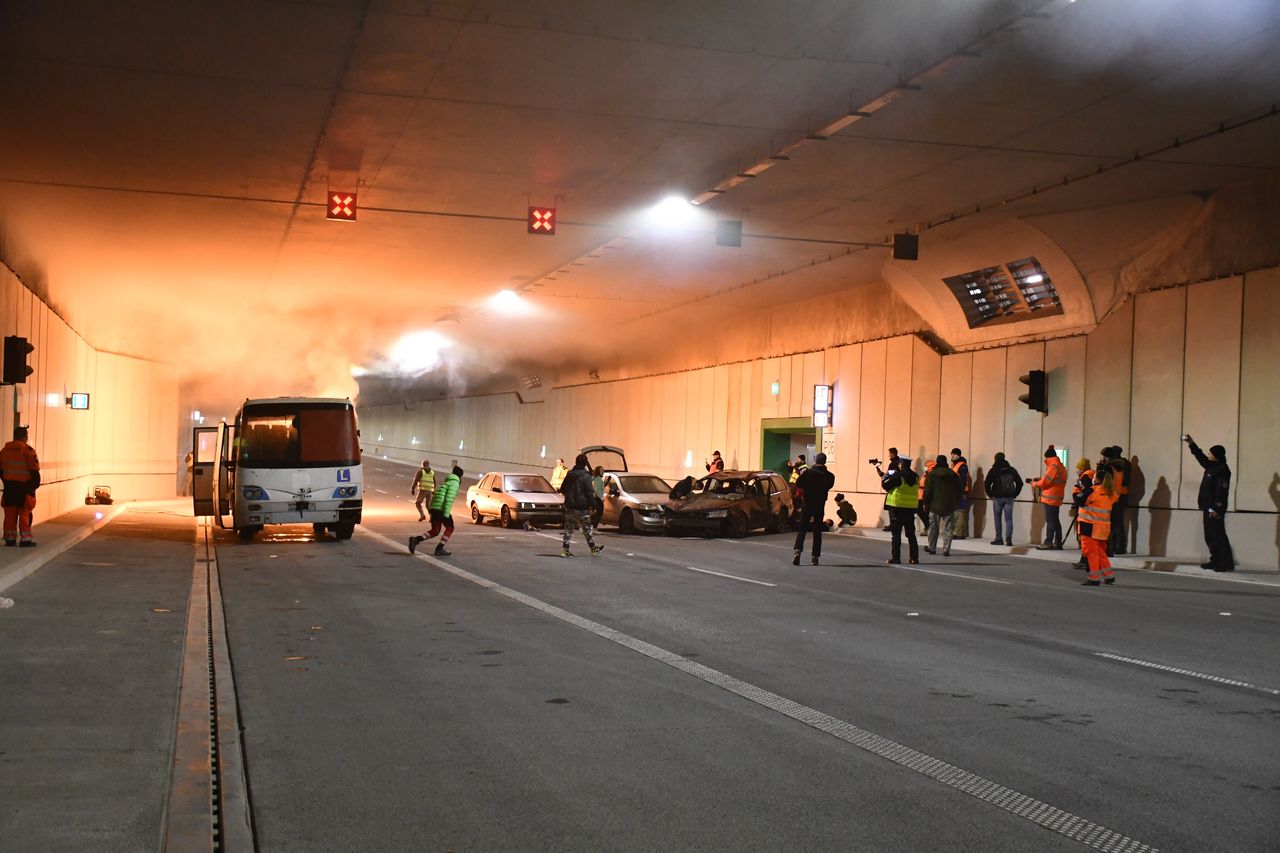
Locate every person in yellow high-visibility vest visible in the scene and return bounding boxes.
[410,460,436,522]
[881,457,920,564]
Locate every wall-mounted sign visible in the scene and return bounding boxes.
[813,384,832,428]
[69,392,90,410]
[326,191,358,221]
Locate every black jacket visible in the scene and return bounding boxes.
[560,466,596,511]
[795,465,835,507]
[984,460,1023,499]
[1188,443,1230,514]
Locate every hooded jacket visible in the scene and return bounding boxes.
[560,464,596,511]
[1188,442,1231,514]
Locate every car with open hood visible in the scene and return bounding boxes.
[467,472,564,528]
[664,470,793,538]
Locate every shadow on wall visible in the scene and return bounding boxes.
[1147,476,1172,557]
[1271,473,1280,570]
[1126,456,1146,555]
[970,465,986,538]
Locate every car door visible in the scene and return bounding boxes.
[475,474,493,515]
[601,474,621,525]
[490,475,508,516]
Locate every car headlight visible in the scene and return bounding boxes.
[706,509,728,518]
[637,503,659,511]
[520,502,534,510]
[242,485,269,500]
[331,486,358,498]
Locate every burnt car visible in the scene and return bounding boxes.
[664,470,793,538]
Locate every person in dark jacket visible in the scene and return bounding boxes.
[921,456,961,556]
[949,448,971,539]
[792,452,836,565]
[835,493,857,528]
[1102,446,1133,555]
[559,453,604,558]
[984,452,1023,546]
[1184,436,1234,572]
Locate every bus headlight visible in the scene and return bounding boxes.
[242,486,269,500]
[332,486,358,498]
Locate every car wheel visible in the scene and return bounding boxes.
[335,522,354,540]
[619,508,635,534]
[774,510,789,534]
[501,505,514,528]
[470,503,483,524]
[728,512,748,539]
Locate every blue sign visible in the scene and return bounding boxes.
[336,469,351,482]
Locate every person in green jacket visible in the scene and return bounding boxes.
[409,465,462,557]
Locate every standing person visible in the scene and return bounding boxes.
[559,453,604,557]
[984,452,1023,546]
[835,493,857,528]
[1106,446,1132,555]
[409,459,436,522]
[791,452,835,565]
[880,456,920,564]
[183,451,194,497]
[705,451,724,474]
[880,447,901,531]
[591,465,606,523]
[1068,457,1093,570]
[917,457,936,533]
[1076,467,1117,586]
[408,465,462,557]
[1,426,40,548]
[789,454,808,485]
[549,457,568,491]
[921,455,961,556]
[949,449,971,539]
[1184,436,1234,572]
[1030,445,1067,550]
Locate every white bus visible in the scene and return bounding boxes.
[192,397,363,541]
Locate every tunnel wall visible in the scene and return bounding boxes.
[1,265,179,520]
[359,266,1280,570]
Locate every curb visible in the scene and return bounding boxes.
[831,526,1280,583]
[0,503,130,595]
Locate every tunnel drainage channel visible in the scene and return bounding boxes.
[163,521,254,852]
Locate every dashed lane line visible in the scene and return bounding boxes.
[360,526,1157,853]
[682,565,777,587]
[901,566,1012,584]
[1094,652,1280,697]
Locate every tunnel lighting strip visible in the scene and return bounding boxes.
[1093,652,1280,697]
[369,527,1156,852]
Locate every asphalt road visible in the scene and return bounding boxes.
[214,461,1280,852]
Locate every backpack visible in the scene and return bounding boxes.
[993,468,1020,498]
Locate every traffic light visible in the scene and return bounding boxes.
[1018,369,1047,413]
[3,336,33,384]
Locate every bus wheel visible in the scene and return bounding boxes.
[237,526,258,542]
[335,522,354,540]
[312,523,327,537]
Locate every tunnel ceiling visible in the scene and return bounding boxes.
[1,0,1277,404]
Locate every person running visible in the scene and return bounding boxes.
[559,454,604,558]
[408,465,462,557]
[791,452,835,565]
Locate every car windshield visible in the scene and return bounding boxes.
[504,475,555,493]
[693,477,747,499]
[618,475,669,494]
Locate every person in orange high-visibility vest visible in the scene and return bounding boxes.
[1075,467,1117,586]
[1032,445,1068,550]
[948,449,971,538]
[1,425,41,547]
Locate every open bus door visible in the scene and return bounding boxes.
[191,426,220,516]
[211,421,232,528]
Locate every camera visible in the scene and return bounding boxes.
[868,458,882,466]
[1025,478,1033,484]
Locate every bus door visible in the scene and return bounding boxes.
[191,426,220,516]
[212,421,233,528]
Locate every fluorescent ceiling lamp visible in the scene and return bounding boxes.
[645,195,707,230]
[1024,273,1044,284]
[488,289,532,315]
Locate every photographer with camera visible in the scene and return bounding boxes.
[878,454,919,564]
[874,448,900,530]
[1184,435,1234,572]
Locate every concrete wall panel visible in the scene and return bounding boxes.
[1181,277,1242,510]
[1083,299,1133,459]
[1043,337,1086,470]
[1238,268,1280,513]
[938,352,973,461]
[884,336,914,465]
[857,340,887,495]
[909,338,941,469]
[1130,288,1186,520]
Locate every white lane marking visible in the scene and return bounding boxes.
[373,488,387,494]
[683,565,777,587]
[900,566,1011,585]
[1094,652,1280,697]
[359,526,1155,853]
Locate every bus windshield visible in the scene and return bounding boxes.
[237,402,360,468]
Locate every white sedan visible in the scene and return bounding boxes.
[466,471,565,528]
